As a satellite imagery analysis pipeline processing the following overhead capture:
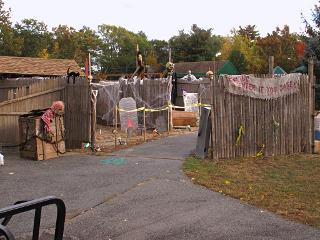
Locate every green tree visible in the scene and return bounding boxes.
[97,25,152,74]
[237,25,260,41]
[74,26,101,68]
[14,18,52,57]
[50,25,78,60]
[220,34,264,74]
[169,24,224,63]
[149,39,168,65]
[303,2,320,78]
[302,2,320,109]
[228,49,248,74]
[0,0,23,56]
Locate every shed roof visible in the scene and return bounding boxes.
[0,56,84,77]
[174,60,228,74]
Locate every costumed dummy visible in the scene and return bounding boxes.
[131,51,145,79]
[165,62,178,105]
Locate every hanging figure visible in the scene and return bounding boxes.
[131,51,145,80]
[164,62,178,105]
[67,67,80,84]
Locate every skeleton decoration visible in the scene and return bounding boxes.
[166,62,175,76]
[206,70,214,80]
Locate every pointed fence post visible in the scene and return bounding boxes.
[269,56,274,75]
[308,58,315,153]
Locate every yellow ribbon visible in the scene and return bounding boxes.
[235,126,244,146]
[251,144,265,157]
[118,103,212,113]
[118,107,145,112]
[145,106,169,112]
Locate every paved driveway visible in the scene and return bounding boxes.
[1,132,319,239]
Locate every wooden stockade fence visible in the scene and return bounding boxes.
[211,73,314,159]
[120,79,169,128]
[93,78,211,128]
[93,79,170,128]
[63,78,91,149]
[0,77,90,148]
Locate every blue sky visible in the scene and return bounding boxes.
[3,0,317,40]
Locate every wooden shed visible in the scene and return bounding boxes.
[174,60,239,77]
[0,56,84,102]
[0,56,84,79]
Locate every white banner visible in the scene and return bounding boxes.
[223,73,301,99]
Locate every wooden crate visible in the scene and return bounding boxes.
[19,112,66,160]
[315,140,320,154]
[172,110,196,127]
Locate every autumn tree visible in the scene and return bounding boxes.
[220,28,265,74]
[256,25,301,73]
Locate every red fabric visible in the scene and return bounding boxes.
[41,101,64,133]
[41,109,54,132]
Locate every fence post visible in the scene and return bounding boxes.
[144,104,146,141]
[269,56,274,75]
[308,58,315,153]
[210,74,215,160]
[115,105,118,148]
[91,89,98,147]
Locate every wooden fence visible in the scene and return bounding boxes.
[211,74,314,159]
[0,77,90,149]
[63,78,91,149]
[93,79,170,128]
[92,78,212,128]
[176,79,210,106]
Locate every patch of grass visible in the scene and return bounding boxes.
[183,154,320,229]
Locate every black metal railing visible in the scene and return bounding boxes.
[0,196,66,240]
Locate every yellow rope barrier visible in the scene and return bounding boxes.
[235,126,244,146]
[251,144,265,157]
[117,103,212,113]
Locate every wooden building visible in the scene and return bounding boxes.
[0,56,84,102]
[174,60,239,78]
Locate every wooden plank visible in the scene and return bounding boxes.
[0,87,64,107]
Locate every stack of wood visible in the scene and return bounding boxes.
[19,109,66,160]
[172,110,196,127]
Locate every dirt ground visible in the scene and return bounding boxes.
[76,123,198,154]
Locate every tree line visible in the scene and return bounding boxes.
[0,0,320,77]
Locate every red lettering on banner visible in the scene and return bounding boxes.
[259,86,264,93]
[249,84,255,91]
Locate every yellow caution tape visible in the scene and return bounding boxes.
[145,106,169,112]
[117,103,212,112]
[118,107,145,112]
[251,144,265,157]
[235,126,244,146]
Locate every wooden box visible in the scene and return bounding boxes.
[19,111,66,160]
[172,110,197,127]
[315,140,320,154]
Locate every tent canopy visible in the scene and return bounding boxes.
[273,66,287,74]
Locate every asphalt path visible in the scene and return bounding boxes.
[1,132,319,239]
